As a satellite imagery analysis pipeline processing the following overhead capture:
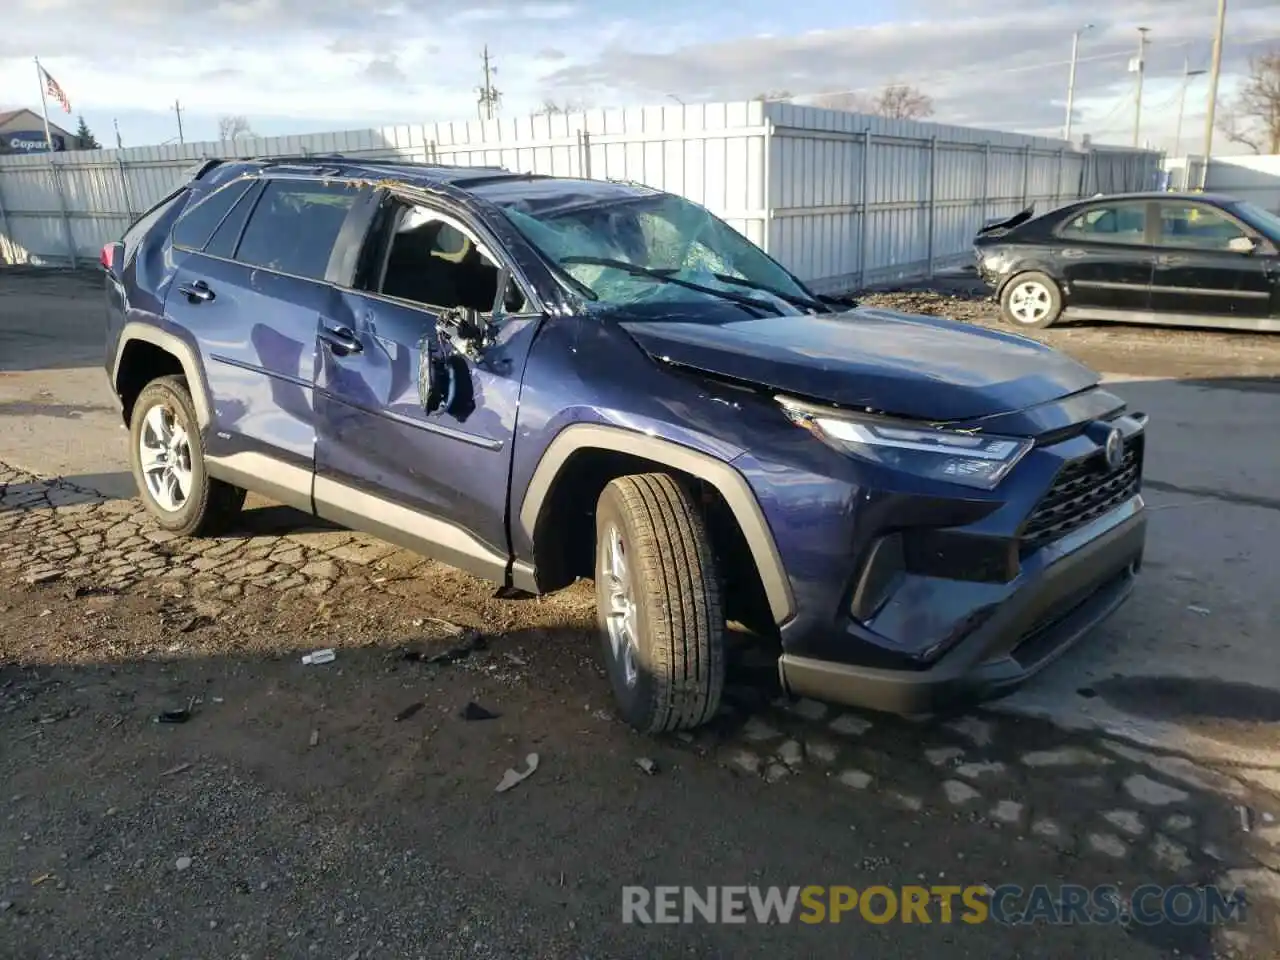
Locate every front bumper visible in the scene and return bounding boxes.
[778,499,1146,715]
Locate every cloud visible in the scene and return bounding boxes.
[362,56,408,86]
[537,0,1279,150]
[1,0,1275,153]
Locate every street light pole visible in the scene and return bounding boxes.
[1201,0,1227,189]
[1174,58,1207,158]
[1063,24,1094,141]
[1131,27,1151,148]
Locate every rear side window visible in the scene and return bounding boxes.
[205,181,262,260]
[233,180,359,280]
[121,188,188,264]
[1059,204,1147,244]
[172,179,255,251]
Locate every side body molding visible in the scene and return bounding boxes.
[111,322,214,429]
[519,423,796,625]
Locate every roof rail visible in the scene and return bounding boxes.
[446,171,554,188]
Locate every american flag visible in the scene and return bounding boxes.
[41,67,71,114]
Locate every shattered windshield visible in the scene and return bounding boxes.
[495,191,816,313]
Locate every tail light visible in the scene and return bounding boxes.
[100,241,124,276]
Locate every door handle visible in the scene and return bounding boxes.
[1155,254,1189,266]
[177,280,214,303]
[1059,248,1086,259]
[319,325,363,355]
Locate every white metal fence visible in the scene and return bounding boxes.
[1164,154,1280,214]
[0,100,1161,290]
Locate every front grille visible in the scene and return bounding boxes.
[1020,435,1143,554]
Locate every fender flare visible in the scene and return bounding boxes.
[112,322,213,429]
[518,423,796,625]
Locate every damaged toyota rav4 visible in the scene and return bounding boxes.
[103,156,1147,733]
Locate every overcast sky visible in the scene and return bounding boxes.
[1,0,1276,153]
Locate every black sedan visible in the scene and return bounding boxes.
[972,191,1280,332]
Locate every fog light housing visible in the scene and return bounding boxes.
[850,533,905,622]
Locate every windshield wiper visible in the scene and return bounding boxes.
[557,256,782,315]
[706,273,828,312]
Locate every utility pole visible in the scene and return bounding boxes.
[1130,27,1150,148]
[172,99,185,144]
[1063,23,1094,141]
[1174,57,1207,158]
[476,46,501,121]
[1201,0,1227,189]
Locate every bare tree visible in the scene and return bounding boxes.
[805,84,934,119]
[869,83,933,120]
[533,98,590,116]
[1216,50,1280,155]
[217,115,257,141]
[752,90,794,102]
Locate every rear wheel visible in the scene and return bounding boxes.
[129,376,245,536]
[1000,271,1063,329]
[594,473,725,733]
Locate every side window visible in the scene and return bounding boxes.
[1157,204,1247,251]
[376,204,527,314]
[205,181,262,260]
[234,180,359,280]
[172,179,254,251]
[1060,204,1147,244]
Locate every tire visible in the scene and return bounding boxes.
[1000,271,1064,329]
[594,473,725,733]
[129,375,246,536]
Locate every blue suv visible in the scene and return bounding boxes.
[103,156,1148,733]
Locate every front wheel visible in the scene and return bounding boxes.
[1000,271,1063,329]
[595,473,726,733]
[129,375,246,536]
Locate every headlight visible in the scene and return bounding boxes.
[777,396,1033,490]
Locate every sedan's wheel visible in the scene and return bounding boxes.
[1000,271,1063,329]
[129,375,246,536]
[595,473,725,734]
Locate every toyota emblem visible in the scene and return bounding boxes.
[1104,428,1124,471]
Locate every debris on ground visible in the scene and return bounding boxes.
[495,753,539,793]
[309,729,319,747]
[301,648,336,665]
[160,762,192,777]
[1187,605,1211,616]
[460,701,499,721]
[175,856,192,872]
[635,757,658,775]
[154,698,196,724]
[403,630,489,666]
[30,874,53,887]
[394,701,425,722]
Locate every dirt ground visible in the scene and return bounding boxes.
[3,269,1280,958]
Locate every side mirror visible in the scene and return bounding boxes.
[1228,236,1258,255]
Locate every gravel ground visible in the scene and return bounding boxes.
[4,465,1280,958]
[4,268,1280,957]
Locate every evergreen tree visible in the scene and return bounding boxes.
[74,115,101,150]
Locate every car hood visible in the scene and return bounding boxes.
[619,306,1100,421]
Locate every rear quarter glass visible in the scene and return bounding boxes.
[121,188,189,265]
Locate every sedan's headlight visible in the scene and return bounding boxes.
[778,396,1033,490]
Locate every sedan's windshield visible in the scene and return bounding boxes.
[494,191,820,313]
[1232,201,1280,242]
